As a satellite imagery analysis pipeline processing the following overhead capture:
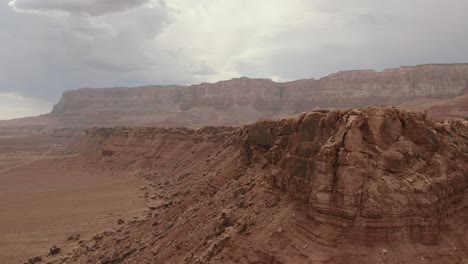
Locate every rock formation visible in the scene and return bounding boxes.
[242,107,467,245]
[52,64,468,117]
[54,107,467,264]
[2,64,467,133]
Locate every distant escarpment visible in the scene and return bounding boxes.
[5,63,466,132]
[53,64,468,116]
[62,107,467,264]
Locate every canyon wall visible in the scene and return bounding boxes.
[47,64,468,128]
[54,64,468,114]
[1,64,467,132]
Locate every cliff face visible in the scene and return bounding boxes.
[242,107,467,244]
[48,64,468,127]
[63,107,467,264]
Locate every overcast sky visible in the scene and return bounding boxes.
[1,0,468,120]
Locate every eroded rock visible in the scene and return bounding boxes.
[242,107,468,244]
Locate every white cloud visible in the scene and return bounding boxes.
[1,0,468,118]
[155,0,324,81]
[9,0,151,16]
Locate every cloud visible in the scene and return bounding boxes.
[1,0,468,118]
[9,0,151,16]
[230,0,468,79]
[0,0,185,101]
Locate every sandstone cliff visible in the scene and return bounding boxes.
[58,107,467,264]
[242,107,467,245]
[4,63,468,133]
[53,64,468,116]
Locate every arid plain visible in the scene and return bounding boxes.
[0,135,146,264]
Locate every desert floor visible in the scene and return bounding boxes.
[0,135,146,264]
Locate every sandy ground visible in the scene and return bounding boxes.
[0,136,146,264]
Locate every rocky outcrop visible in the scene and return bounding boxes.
[81,107,467,245]
[242,107,468,244]
[61,107,467,264]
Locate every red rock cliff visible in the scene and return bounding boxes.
[50,64,468,127]
[66,107,467,263]
[242,107,467,244]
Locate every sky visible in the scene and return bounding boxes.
[1,0,468,120]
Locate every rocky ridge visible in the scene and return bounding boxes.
[44,107,468,264]
[242,107,467,245]
[2,64,468,133]
[52,64,468,117]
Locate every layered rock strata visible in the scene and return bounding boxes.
[242,107,467,244]
[3,64,467,132]
[53,64,468,117]
[58,107,467,263]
